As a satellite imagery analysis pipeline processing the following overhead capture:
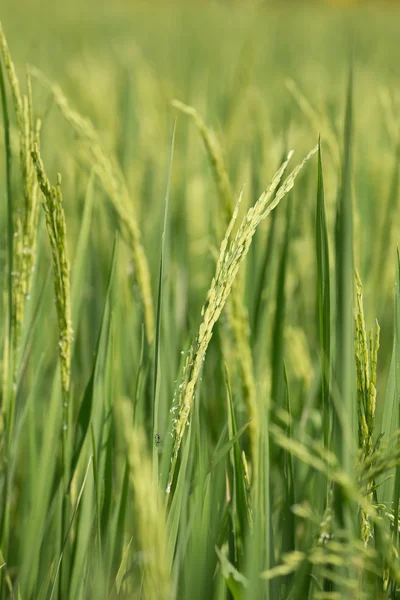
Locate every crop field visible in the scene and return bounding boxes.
[1,0,400,598]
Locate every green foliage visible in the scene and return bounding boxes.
[1,3,400,599]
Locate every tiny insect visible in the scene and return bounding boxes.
[154,433,161,446]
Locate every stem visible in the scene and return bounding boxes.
[0,58,13,358]
[58,387,70,600]
[0,56,14,598]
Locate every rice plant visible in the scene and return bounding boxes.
[1,2,400,599]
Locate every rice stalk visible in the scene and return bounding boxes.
[354,270,380,545]
[31,140,72,597]
[126,425,171,600]
[0,31,43,570]
[172,99,258,474]
[31,142,72,431]
[0,23,22,129]
[0,41,12,444]
[270,419,400,590]
[30,66,155,344]
[167,144,317,492]
[172,100,233,215]
[13,95,41,368]
[0,22,41,406]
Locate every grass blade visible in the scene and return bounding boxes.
[316,139,331,448]
[69,238,117,484]
[153,120,176,477]
[333,66,356,527]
